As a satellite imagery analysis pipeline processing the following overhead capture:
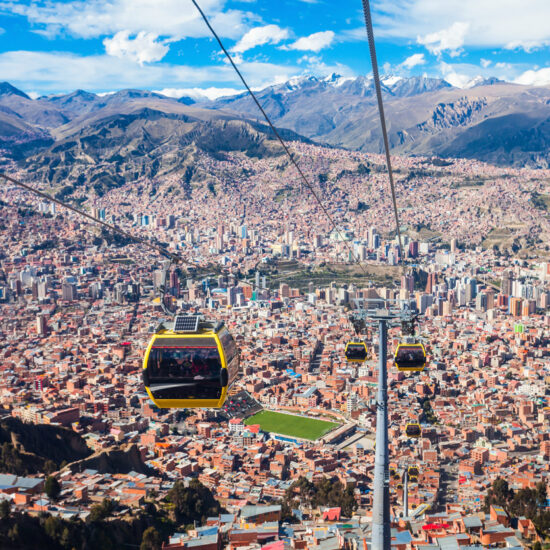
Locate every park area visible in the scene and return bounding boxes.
[244,410,340,441]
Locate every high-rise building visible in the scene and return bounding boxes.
[464,278,477,303]
[279,283,290,299]
[486,290,495,311]
[36,314,47,336]
[153,270,165,290]
[476,292,488,312]
[501,271,513,296]
[169,270,180,297]
[401,275,414,293]
[425,272,437,294]
[61,282,77,301]
[509,297,522,316]
[347,392,359,413]
[89,282,103,300]
[227,286,239,306]
[367,226,380,249]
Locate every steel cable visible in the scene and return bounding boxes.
[191,0,369,274]
[361,0,405,263]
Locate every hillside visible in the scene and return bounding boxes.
[211,75,550,168]
[3,76,550,185]
[0,417,92,474]
[0,83,307,195]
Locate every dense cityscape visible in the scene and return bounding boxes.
[0,139,548,549]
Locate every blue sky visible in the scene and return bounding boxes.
[1,0,550,98]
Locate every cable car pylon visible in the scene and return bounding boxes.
[372,310,391,550]
[350,298,421,550]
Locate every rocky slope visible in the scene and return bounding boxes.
[211,75,550,168]
[0,416,92,474]
[3,75,550,177]
[0,83,305,194]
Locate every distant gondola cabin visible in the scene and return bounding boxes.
[405,423,422,438]
[394,343,426,372]
[345,341,368,363]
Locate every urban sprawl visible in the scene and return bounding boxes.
[0,144,548,549]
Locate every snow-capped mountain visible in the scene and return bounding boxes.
[210,73,550,167]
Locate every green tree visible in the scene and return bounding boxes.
[44,515,61,539]
[89,498,115,522]
[8,523,19,542]
[140,526,162,550]
[535,481,547,506]
[340,486,358,517]
[60,526,73,549]
[0,499,10,519]
[44,459,57,474]
[45,476,61,500]
[167,479,221,526]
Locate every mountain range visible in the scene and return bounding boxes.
[210,74,550,168]
[0,84,303,194]
[1,74,550,192]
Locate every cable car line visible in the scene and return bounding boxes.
[191,0,369,275]
[0,172,194,267]
[361,0,404,263]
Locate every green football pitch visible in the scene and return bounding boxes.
[244,410,340,441]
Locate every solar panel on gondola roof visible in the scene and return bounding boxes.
[174,315,200,332]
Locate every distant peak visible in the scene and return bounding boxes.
[468,76,504,88]
[0,82,30,100]
[286,75,320,89]
[381,75,403,87]
[110,89,164,99]
[323,72,343,82]
[73,89,97,97]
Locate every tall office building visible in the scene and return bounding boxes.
[401,275,414,293]
[61,282,77,301]
[476,292,488,312]
[501,271,513,296]
[425,272,437,294]
[36,314,47,336]
[279,283,290,299]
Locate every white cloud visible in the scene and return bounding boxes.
[480,58,491,68]
[154,86,243,100]
[283,30,335,53]
[401,53,425,69]
[104,31,168,65]
[0,50,302,95]
[232,25,289,54]
[439,61,474,88]
[505,40,550,52]
[441,72,471,89]
[417,22,469,57]
[370,0,550,52]
[514,68,550,86]
[0,0,250,40]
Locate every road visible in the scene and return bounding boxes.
[434,460,459,512]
